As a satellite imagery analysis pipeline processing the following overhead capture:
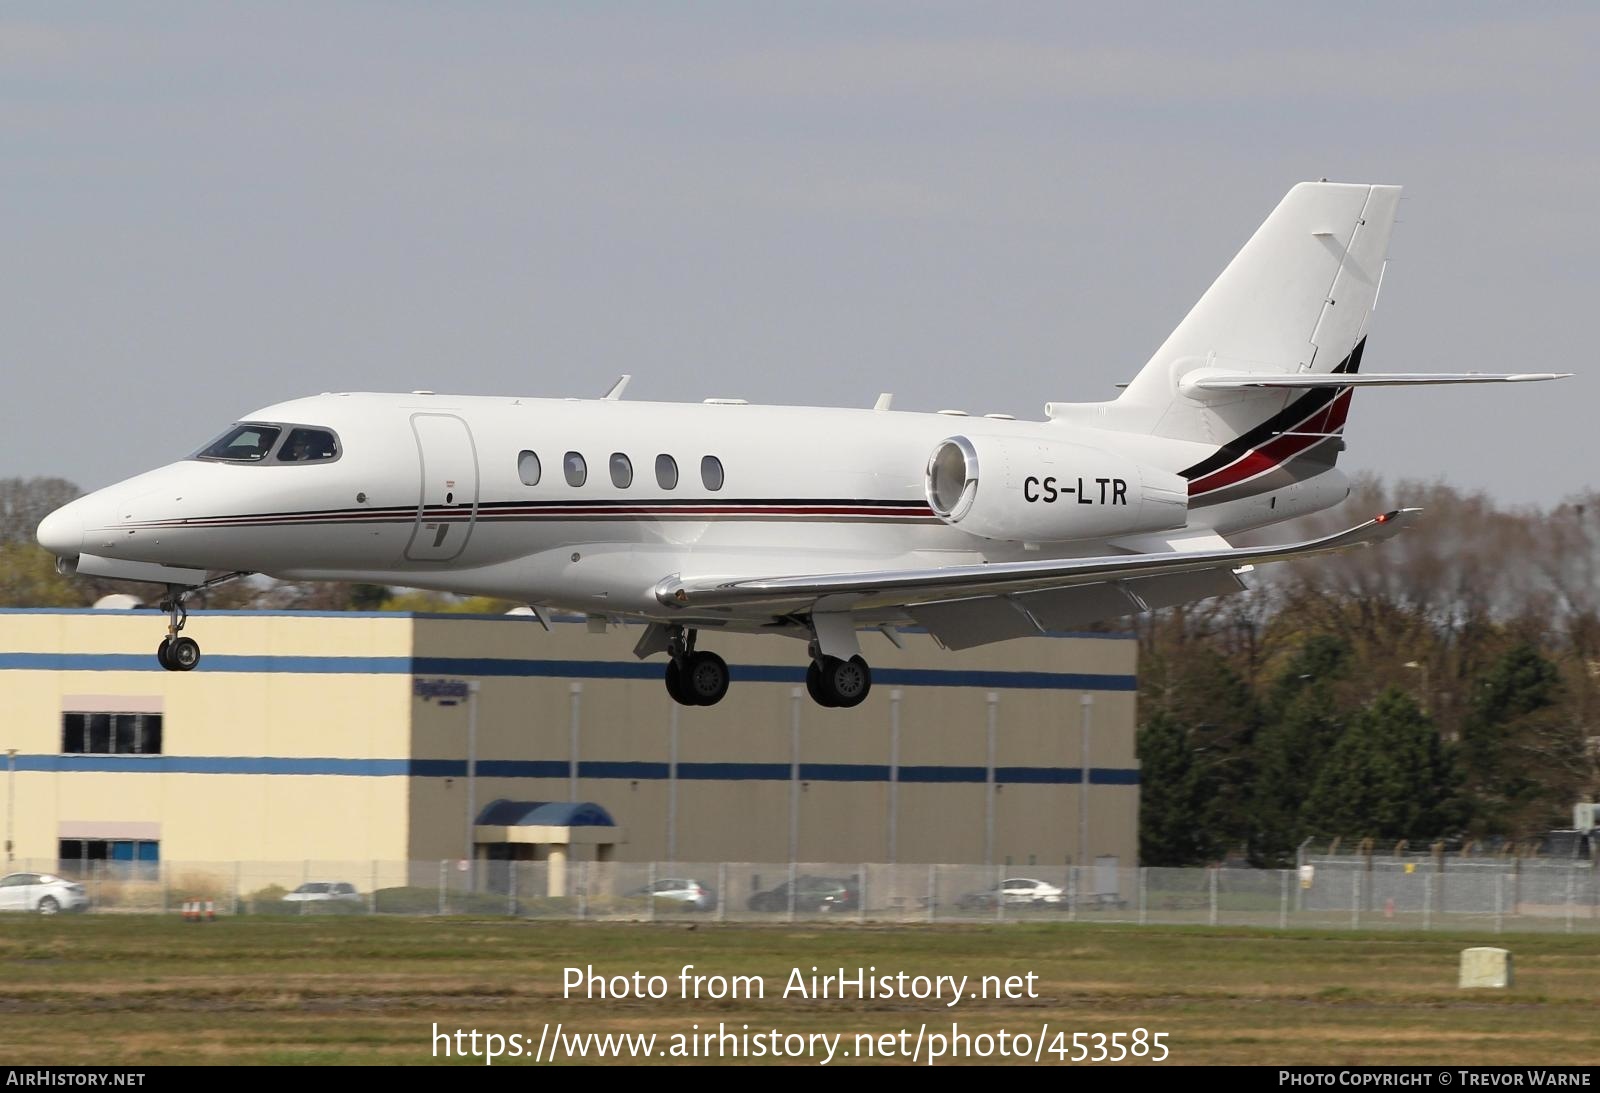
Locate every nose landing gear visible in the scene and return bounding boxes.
[156,590,200,672]
[153,571,250,672]
[663,626,730,706]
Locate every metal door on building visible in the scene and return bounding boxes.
[406,413,480,562]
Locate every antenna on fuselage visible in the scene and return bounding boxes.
[602,375,633,401]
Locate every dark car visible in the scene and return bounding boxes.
[747,874,859,913]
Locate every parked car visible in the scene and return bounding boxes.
[627,877,717,912]
[282,881,362,903]
[0,872,90,914]
[747,875,859,913]
[956,877,1064,911]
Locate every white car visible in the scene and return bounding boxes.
[0,872,90,914]
[282,881,362,903]
[957,877,1064,911]
[629,877,717,912]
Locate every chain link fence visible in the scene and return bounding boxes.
[7,857,1597,932]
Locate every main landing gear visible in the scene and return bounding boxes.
[153,572,250,672]
[663,627,731,707]
[656,626,874,709]
[805,653,872,709]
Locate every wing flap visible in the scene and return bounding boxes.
[654,509,1419,614]
[1016,583,1143,631]
[908,597,1041,651]
[1123,567,1248,611]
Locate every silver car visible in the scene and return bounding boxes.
[956,877,1065,911]
[282,881,362,903]
[0,872,90,914]
[631,877,717,912]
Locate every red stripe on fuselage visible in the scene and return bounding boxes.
[1188,389,1352,498]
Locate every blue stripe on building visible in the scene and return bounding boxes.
[0,651,1135,692]
[9,753,1138,784]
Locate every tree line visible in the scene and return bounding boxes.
[1137,476,1599,865]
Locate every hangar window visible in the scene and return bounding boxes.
[275,427,340,463]
[700,455,725,492]
[59,839,160,878]
[61,712,163,755]
[563,451,587,487]
[194,423,281,462]
[517,450,542,486]
[609,453,633,489]
[655,454,678,490]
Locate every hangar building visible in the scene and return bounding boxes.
[0,608,1138,879]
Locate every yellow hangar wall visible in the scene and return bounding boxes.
[0,611,416,864]
[0,609,1138,870]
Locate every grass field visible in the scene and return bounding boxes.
[0,915,1595,1065]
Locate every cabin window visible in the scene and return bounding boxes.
[517,450,541,486]
[655,454,678,490]
[609,453,633,489]
[195,424,281,463]
[275,428,340,463]
[700,455,725,492]
[563,451,587,487]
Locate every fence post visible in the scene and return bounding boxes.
[1278,869,1288,931]
[858,865,867,924]
[1423,872,1432,932]
[647,860,657,923]
[716,862,727,924]
[1566,866,1575,935]
[369,860,377,915]
[509,860,518,918]
[927,864,936,924]
[1208,867,1218,927]
[1067,865,1077,924]
[787,861,797,923]
[438,860,447,916]
[1495,870,1504,935]
[1138,867,1148,927]
[161,861,169,916]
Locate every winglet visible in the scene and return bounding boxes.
[602,375,633,401]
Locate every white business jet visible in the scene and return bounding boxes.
[36,182,1567,708]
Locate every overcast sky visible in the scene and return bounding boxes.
[4,4,1595,507]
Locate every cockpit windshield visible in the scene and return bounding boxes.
[193,423,341,464]
[196,424,281,462]
[276,428,339,462]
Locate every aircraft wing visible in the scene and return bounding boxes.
[654,508,1420,619]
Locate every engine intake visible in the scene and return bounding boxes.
[925,434,1188,542]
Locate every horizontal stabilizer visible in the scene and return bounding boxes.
[1182,371,1571,394]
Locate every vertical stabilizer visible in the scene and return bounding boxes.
[1050,182,1400,448]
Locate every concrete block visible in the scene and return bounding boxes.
[1459,947,1513,989]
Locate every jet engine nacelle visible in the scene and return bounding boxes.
[924,434,1189,542]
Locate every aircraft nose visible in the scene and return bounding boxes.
[36,502,85,559]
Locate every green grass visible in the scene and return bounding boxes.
[0,916,1594,1065]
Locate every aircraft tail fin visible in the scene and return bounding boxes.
[1049,181,1399,448]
